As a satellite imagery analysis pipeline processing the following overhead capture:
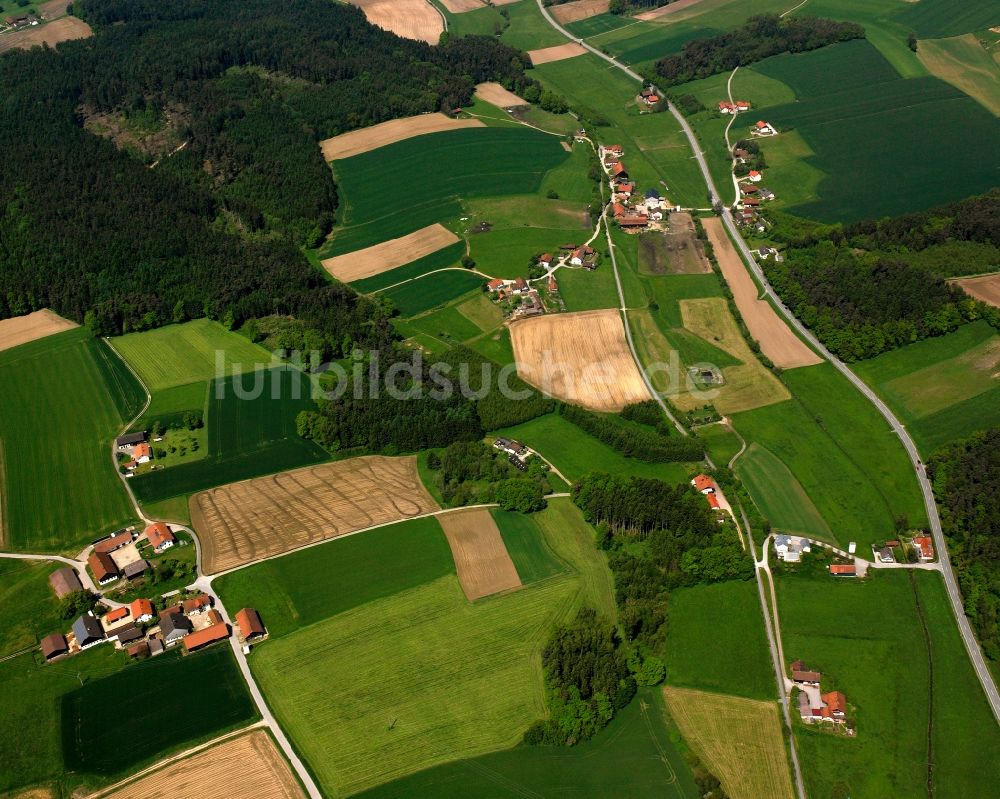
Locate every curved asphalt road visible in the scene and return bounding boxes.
[535,0,1000,725]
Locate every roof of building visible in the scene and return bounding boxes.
[145,522,175,549]
[612,202,626,217]
[40,633,68,658]
[486,278,505,290]
[611,162,627,176]
[49,567,83,598]
[123,559,149,579]
[130,598,154,619]
[133,442,152,459]
[106,607,129,624]
[822,691,846,713]
[116,431,147,447]
[756,120,769,128]
[790,659,807,672]
[115,624,143,643]
[149,637,164,654]
[748,170,761,177]
[183,594,212,613]
[127,641,150,658]
[912,536,934,558]
[692,474,715,492]
[792,669,822,682]
[207,609,224,625]
[88,551,119,582]
[183,622,229,652]
[619,215,649,226]
[160,603,182,618]
[539,252,552,262]
[830,563,856,575]
[94,531,133,554]
[236,608,266,639]
[706,493,721,509]
[160,612,192,637]
[73,613,104,644]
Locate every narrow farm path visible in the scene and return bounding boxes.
[724,67,741,208]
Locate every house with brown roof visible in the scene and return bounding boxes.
[236,608,267,642]
[610,162,628,179]
[94,530,134,554]
[49,567,83,598]
[183,622,229,653]
[183,594,213,615]
[40,633,69,661]
[691,474,716,494]
[145,522,176,553]
[912,536,934,561]
[792,666,822,685]
[105,606,129,625]
[123,559,149,581]
[127,641,150,659]
[88,551,119,585]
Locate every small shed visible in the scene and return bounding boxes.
[40,633,69,661]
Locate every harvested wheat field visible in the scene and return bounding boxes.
[321,224,459,283]
[475,82,527,108]
[510,309,651,411]
[0,15,92,53]
[0,310,78,353]
[94,730,304,799]
[347,0,442,44]
[702,217,820,369]
[551,0,609,24]
[439,0,484,12]
[528,42,587,66]
[191,455,439,574]
[638,0,705,21]
[438,508,522,601]
[663,687,795,799]
[320,113,484,161]
[952,273,1000,308]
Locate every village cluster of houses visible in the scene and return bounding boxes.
[116,430,154,475]
[718,100,751,114]
[492,437,533,471]
[40,581,267,663]
[791,660,854,733]
[638,87,660,108]
[873,535,934,564]
[485,274,550,319]
[85,522,178,587]
[602,145,678,234]
[2,13,40,31]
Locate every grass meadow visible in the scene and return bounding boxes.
[111,318,272,391]
[62,646,257,778]
[0,329,138,552]
[776,567,1000,798]
[354,688,699,799]
[351,240,466,293]
[381,271,484,317]
[0,559,67,658]
[491,508,567,585]
[695,422,743,466]
[916,33,1000,116]
[663,579,774,700]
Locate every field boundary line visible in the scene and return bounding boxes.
[0,438,7,548]
[780,0,809,18]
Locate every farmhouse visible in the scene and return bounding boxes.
[538,253,553,268]
[691,474,716,494]
[183,621,229,653]
[746,170,762,182]
[605,144,624,157]
[753,120,777,136]
[236,608,267,642]
[875,546,895,564]
[160,612,193,645]
[133,442,153,463]
[829,563,857,577]
[511,277,531,295]
[486,278,506,292]
[569,245,595,267]
[618,215,650,231]
[610,162,628,180]
[774,534,811,563]
[130,598,155,623]
[40,633,69,661]
[93,529,134,554]
[116,431,147,450]
[49,567,83,598]
[88,551,119,585]
[718,100,751,113]
[912,536,934,561]
[758,188,775,201]
[740,184,758,195]
[791,661,821,686]
[72,612,105,649]
[113,624,144,645]
[145,521,176,553]
[183,594,213,614]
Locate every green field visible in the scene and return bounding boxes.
[498,0,568,51]
[736,443,834,541]
[896,0,998,38]
[0,559,66,658]
[496,412,694,485]
[130,366,328,504]
[491,508,566,585]
[354,688,699,799]
[381,271,485,317]
[776,567,1000,798]
[432,0,504,38]
[0,330,139,552]
[111,318,273,391]
[215,516,455,639]
[62,646,257,778]
[351,240,466,293]
[696,422,743,467]
[918,33,1000,116]
[132,380,209,431]
[664,579,774,700]
[323,128,571,256]
[853,321,1000,453]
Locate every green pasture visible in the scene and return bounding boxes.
[471,228,585,281]
[736,443,834,542]
[499,0,568,50]
[351,241,466,293]
[0,330,138,552]
[215,516,455,640]
[382,271,484,317]
[908,385,1000,455]
[354,688,699,799]
[695,422,743,467]
[896,0,998,38]
[62,646,257,778]
[557,262,621,311]
[111,318,272,391]
[432,0,504,38]
[776,567,1000,798]
[130,366,327,504]
[0,559,66,658]
[395,303,484,347]
[664,579,774,701]
[491,508,566,585]
[565,13,633,39]
[324,128,570,256]
[918,33,1000,116]
[496,412,694,485]
[131,380,209,432]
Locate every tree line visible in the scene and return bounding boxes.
[559,404,704,463]
[655,14,864,85]
[427,441,549,512]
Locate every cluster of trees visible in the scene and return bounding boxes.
[929,428,1000,661]
[655,14,864,85]
[559,404,703,463]
[732,138,766,177]
[525,609,636,746]
[59,591,99,621]
[427,441,548,512]
[574,473,752,647]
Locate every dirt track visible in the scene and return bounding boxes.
[192,456,439,574]
[0,309,78,353]
[0,15,92,53]
[320,114,484,161]
[551,0,609,24]
[95,730,304,799]
[528,42,587,65]
[474,82,527,108]
[510,309,652,410]
[438,508,521,601]
[321,224,459,283]
[702,217,820,369]
[347,0,442,44]
[637,0,705,21]
[952,273,1000,308]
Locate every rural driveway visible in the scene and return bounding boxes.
[534,0,1000,726]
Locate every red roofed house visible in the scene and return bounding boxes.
[612,202,626,218]
[145,522,176,553]
[133,442,152,463]
[615,182,634,197]
[94,530,134,554]
[747,170,762,182]
[830,563,857,577]
[538,253,552,267]
[718,101,735,113]
[605,144,623,156]
[736,100,750,111]
[105,606,129,624]
[912,536,934,561]
[183,594,212,615]
[206,608,224,625]
[182,622,229,653]
[88,551,119,585]
[822,691,847,720]
[570,245,594,266]
[547,274,558,294]
[754,120,776,135]
[130,598,155,623]
[159,603,183,618]
[691,474,716,494]
[611,162,628,179]
[741,197,761,207]
[741,184,758,195]
[486,278,505,292]
[706,493,721,510]
[236,608,267,642]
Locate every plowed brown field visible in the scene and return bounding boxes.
[192,455,439,574]
[551,0,609,24]
[95,730,303,799]
[320,224,459,283]
[952,273,1000,308]
[0,309,78,353]
[438,508,521,600]
[347,0,443,44]
[510,309,651,410]
[439,0,484,12]
[320,113,484,161]
[474,82,527,108]
[528,43,587,65]
[702,217,820,369]
[0,16,92,53]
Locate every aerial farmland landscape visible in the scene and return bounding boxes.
[0,0,998,797]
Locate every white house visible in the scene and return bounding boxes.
[774,534,811,563]
[747,170,762,182]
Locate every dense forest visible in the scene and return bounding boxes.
[765,191,1000,360]
[559,404,704,463]
[654,14,864,85]
[0,0,534,337]
[929,429,1000,662]
[573,474,752,648]
[545,0,668,13]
